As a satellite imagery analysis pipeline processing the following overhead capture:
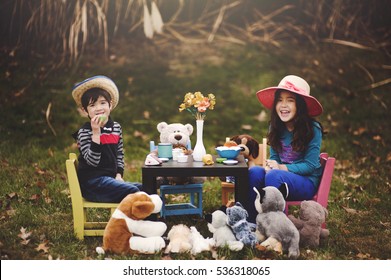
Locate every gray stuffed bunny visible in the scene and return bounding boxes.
[253,186,300,258]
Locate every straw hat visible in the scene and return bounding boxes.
[72,75,119,110]
[256,75,323,117]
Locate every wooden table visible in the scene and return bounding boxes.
[142,155,249,207]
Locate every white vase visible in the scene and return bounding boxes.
[192,119,206,161]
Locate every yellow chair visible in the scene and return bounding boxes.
[66,153,118,240]
[221,138,267,205]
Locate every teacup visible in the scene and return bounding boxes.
[158,143,173,159]
[177,155,188,163]
[172,148,183,161]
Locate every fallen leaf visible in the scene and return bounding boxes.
[36,181,46,188]
[6,192,17,199]
[21,239,31,245]
[18,227,32,245]
[29,194,40,201]
[36,241,49,253]
[255,244,267,251]
[241,124,252,130]
[342,206,359,214]
[6,209,16,217]
[357,252,371,259]
[48,148,54,157]
[348,172,362,179]
[255,110,267,122]
[373,135,382,141]
[353,127,366,135]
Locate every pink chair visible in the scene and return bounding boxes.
[284,153,335,227]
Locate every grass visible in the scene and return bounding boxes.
[0,40,390,260]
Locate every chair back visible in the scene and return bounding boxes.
[251,138,267,166]
[65,153,83,214]
[284,152,335,222]
[314,153,335,209]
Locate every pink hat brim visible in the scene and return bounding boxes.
[256,86,323,117]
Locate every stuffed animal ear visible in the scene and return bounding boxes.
[131,200,155,219]
[278,183,289,200]
[184,123,194,136]
[253,187,266,201]
[157,122,168,133]
[205,214,212,223]
[230,135,240,145]
[247,137,260,159]
[219,205,227,213]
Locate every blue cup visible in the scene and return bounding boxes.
[158,143,173,159]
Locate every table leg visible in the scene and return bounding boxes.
[234,173,249,209]
[142,172,157,195]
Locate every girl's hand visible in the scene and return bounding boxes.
[266,159,279,170]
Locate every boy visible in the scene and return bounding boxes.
[72,75,142,202]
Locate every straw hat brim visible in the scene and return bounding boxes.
[72,75,119,110]
[256,86,323,117]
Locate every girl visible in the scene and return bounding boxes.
[248,75,325,222]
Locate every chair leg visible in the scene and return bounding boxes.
[198,190,203,217]
[73,208,85,240]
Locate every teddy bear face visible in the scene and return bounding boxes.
[299,201,327,225]
[226,202,248,226]
[157,122,193,147]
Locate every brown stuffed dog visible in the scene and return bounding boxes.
[288,200,329,248]
[96,192,167,255]
[230,134,266,167]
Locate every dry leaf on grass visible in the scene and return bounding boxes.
[36,241,50,253]
[18,227,32,245]
[342,206,359,214]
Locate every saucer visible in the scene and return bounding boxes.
[223,160,238,165]
[158,157,169,162]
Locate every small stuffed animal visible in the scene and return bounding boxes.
[230,134,264,167]
[96,192,167,255]
[288,200,330,248]
[165,224,192,254]
[253,186,300,258]
[226,202,258,247]
[205,207,244,251]
[189,226,215,255]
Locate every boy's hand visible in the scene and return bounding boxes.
[91,115,105,143]
[115,173,124,182]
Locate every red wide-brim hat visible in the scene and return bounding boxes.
[256,75,323,117]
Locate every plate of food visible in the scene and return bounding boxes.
[223,160,238,165]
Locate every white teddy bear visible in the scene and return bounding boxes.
[157,122,193,150]
[155,121,204,185]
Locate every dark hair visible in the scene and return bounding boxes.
[267,90,325,152]
[81,88,112,111]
